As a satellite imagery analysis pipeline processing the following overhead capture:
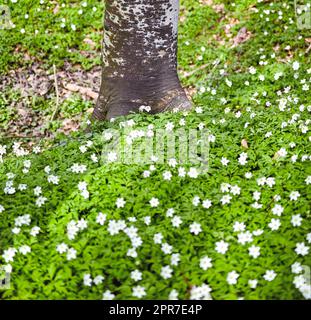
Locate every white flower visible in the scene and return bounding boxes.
[161,243,173,254]
[107,220,124,235]
[268,218,281,231]
[292,61,300,71]
[171,216,182,228]
[215,240,229,254]
[0,145,7,156]
[293,275,306,289]
[3,264,12,273]
[257,177,266,186]
[276,148,287,158]
[18,184,27,191]
[36,196,47,207]
[251,202,263,209]
[34,186,42,196]
[237,231,253,245]
[131,270,142,282]
[271,204,284,216]
[56,243,68,254]
[220,183,231,193]
[253,191,261,201]
[291,262,303,274]
[149,197,159,207]
[30,226,40,237]
[132,286,146,298]
[230,185,241,195]
[78,182,88,191]
[295,242,309,256]
[127,248,137,258]
[116,197,126,208]
[233,221,246,232]
[291,214,302,227]
[143,216,151,225]
[47,175,59,185]
[221,157,230,166]
[238,152,248,165]
[289,191,300,201]
[253,229,264,236]
[266,177,275,187]
[131,236,142,248]
[248,245,260,258]
[163,171,172,180]
[93,275,104,285]
[249,66,256,74]
[263,270,277,281]
[103,290,115,300]
[66,248,77,260]
[143,170,150,178]
[178,167,186,177]
[245,172,252,179]
[248,279,258,289]
[161,265,173,279]
[153,233,163,244]
[91,154,98,163]
[220,194,232,205]
[83,274,92,286]
[171,253,180,266]
[18,245,31,255]
[227,271,239,285]
[3,248,17,263]
[165,122,174,131]
[192,196,200,206]
[169,289,179,300]
[166,208,175,217]
[96,212,107,225]
[190,222,202,235]
[188,167,199,178]
[202,199,212,209]
[12,227,20,234]
[200,256,213,270]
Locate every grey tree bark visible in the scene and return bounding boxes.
[92,0,192,120]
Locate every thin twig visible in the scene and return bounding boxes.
[50,64,60,121]
[181,63,210,78]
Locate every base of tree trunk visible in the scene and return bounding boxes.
[92,72,192,120]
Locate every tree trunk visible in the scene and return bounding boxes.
[92,0,192,120]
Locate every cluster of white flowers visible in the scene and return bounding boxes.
[190,283,213,300]
[78,181,89,199]
[2,214,38,265]
[67,219,88,240]
[83,273,104,287]
[56,243,77,261]
[0,7,310,299]
[70,163,87,173]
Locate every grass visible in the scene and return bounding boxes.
[0,0,310,299]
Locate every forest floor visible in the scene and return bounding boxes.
[0,0,310,299]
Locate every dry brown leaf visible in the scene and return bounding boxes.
[53,5,60,14]
[83,38,96,48]
[63,83,98,100]
[231,27,252,48]
[241,139,249,149]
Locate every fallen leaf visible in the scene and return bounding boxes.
[241,139,249,149]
